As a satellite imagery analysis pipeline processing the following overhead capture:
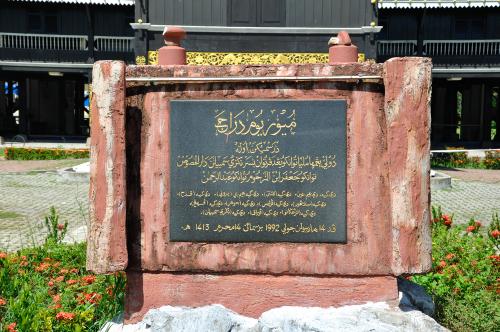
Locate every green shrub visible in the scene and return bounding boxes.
[412,208,500,332]
[431,150,500,170]
[0,208,125,332]
[0,243,125,332]
[3,148,89,160]
[484,150,500,169]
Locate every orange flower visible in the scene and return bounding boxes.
[82,275,96,285]
[445,253,455,260]
[19,261,28,267]
[66,279,77,285]
[52,294,61,303]
[59,269,68,274]
[56,312,75,321]
[21,256,27,260]
[43,257,51,262]
[35,262,51,272]
[0,252,7,259]
[55,276,64,283]
[466,225,475,233]
[491,229,500,238]
[82,292,102,304]
[70,268,78,274]
[48,281,54,287]
[7,322,17,332]
[439,260,447,268]
[0,297,6,306]
[57,224,65,231]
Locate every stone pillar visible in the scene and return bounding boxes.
[383,57,432,274]
[86,61,128,273]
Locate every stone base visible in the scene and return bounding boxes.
[124,272,399,323]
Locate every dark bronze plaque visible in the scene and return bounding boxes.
[170,100,346,243]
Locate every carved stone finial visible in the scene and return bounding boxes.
[328,31,358,64]
[162,26,186,47]
[158,26,187,65]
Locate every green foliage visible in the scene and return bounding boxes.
[44,207,68,245]
[0,243,125,332]
[413,207,500,332]
[484,151,500,170]
[431,151,485,169]
[3,148,89,160]
[431,149,500,170]
[0,209,125,332]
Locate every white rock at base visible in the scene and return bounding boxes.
[101,302,448,332]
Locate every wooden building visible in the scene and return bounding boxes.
[0,0,134,140]
[134,0,499,148]
[132,0,380,65]
[377,0,500,148]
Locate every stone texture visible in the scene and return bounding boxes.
[125,63,396,275]
[103,303,448,332]
[124,272,398,323]
[398,277,435,317]
[383,57,433,275]
[86,61,128,273]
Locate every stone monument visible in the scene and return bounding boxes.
[87,30,432,323]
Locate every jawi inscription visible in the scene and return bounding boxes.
[170,100,346,242]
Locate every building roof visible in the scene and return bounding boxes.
[378,0,500,9]
[8,0,134,5]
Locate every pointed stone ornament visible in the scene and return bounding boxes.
[158,26,187,65]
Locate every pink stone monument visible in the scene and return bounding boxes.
[87,34,432,323]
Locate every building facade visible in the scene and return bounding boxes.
[377,0,500,148]
[0,0,134,141]
[132,0,381,65]
[134,0,500,149]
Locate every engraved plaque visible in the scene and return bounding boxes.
[170,100,346,243]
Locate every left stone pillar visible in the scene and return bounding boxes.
[87,61,128,273]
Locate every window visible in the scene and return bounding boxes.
[455,18,484,39]
[27,12,42,32]
[27,11,59,34]
[228,0,285,27]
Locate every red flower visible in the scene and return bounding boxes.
[474,221,481,227]
[57,224,65,231]
[66,279,77,285]
[0,297,6,306]
[48,281,54,287]
[439,260,447,268]
[0,252,7,259]
[491,229,500,238]
[444,219,452,227]
[7,322,17,332]
[82,275,96,285]
[81,292,102,304]
[35,262,51,272]
[466,225,475,233]
[442,215,451,222]
[56,312,76,321]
